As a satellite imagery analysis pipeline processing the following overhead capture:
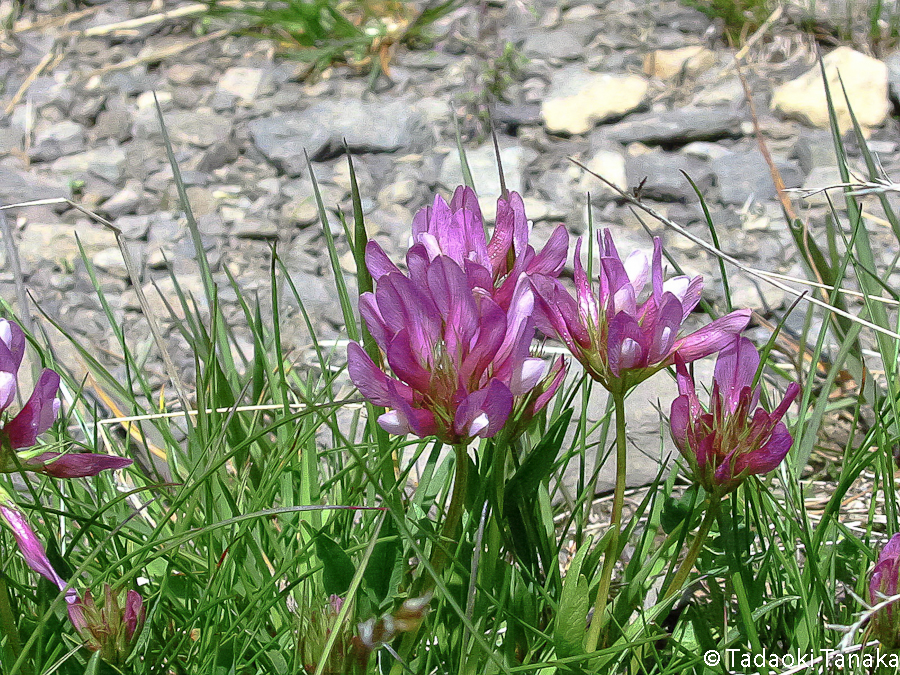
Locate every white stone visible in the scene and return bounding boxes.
[578,149,627,197]
[541,68,649,134]
[217,67,265,103]
[771,47,889,132]
[642,46,716,80]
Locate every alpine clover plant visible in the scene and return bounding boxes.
[0,317,137,665]
[530,229,751,649]
[670,335,801,499]
[347,186,567,588]
[662,335,800,601]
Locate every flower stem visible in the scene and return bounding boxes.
[427,443,469,587]
[585,387,628,652]
[662,498,719,601]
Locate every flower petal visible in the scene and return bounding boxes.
[670,308,752,364]
[5,369,60,449]
[25,452,132,478]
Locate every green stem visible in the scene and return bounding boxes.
[585,388,628,652]
[717,508,763,656]
[662,499,719,601]
[0,577,31,675]
[392,444,470,675]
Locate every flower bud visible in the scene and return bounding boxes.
[870,534,900,650]
[69,584,146,666]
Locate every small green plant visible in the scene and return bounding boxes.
[680,0,772,44]
[203,0,460,77]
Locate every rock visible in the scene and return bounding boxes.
[216,67,266,103]
[29,121,86,162]
[232,218,280,239]
[94,106,133,143]
[17,221,117,270]
[100,180,143,217]
[377,178,417,205]
[439,143,534,216]
[522,27,587,61]
[886,50,900,108]
[594,107,746,146]
[577,148,628,200]
[282,269,355,327]
[248,99,428,174]
[0,165,70,206]
[625,151,713,202]
[793,130,838,173]
[281,197,320,226]
[711,150,804,205]
[494,102,543,130]
[541,67,649,134]
[798,165,847,208]
[52,145,127,184]
[642,46,716,79]
[196,141,239,172]
[0,126,23,154]
[134,108,232,148]
[771,47,889,132]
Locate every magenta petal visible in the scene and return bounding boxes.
[0,320,25,374]
[528,225,568,277]
[450,185,483,226]
[364,241,401,280]
[607,313,647,375]
[25,452,132,478]
[359,293,391,348]
[532,356,567,413]
[732,421,793,476]
[669,395,691,450]
[647,294,684,363]
[713,337,760,411]
[124,590,146,641]
[671,308,752,364]
[5,369,60,449]
[387,329,432,392]
[348,342,411,407]
[0,502,72,598]
[454,380,513,439]
[379,396,438,438]
[426,256,477,353]
[881,534,900,564]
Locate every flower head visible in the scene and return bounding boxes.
[870,534,900,650]
[68,584,146,666]
[366,186,569,310]
[0,319,131,477]
[669,336,800,497]
[533,230,750,392]
[350,188,566,444]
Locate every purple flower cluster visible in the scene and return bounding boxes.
[348,186,801,492]
[532,231,751,392]
[348,187,567,444]
[0,319,131,477]
[670,337,801,497]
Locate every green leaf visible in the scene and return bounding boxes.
[504,408,574,499]
[555,536,592,658]
[315,532,356,597]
